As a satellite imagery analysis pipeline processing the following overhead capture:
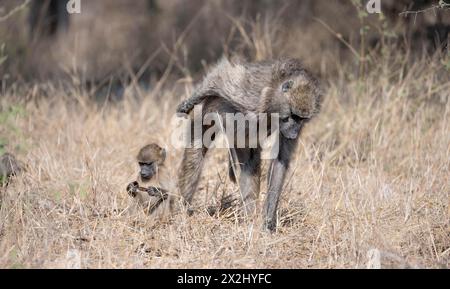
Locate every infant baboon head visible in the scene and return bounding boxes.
[271,58,323,139]
[136,143,166,183]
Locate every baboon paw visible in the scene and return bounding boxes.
[176,101,193,117]
[263,220,277,233]
[146,187,157,196]
[126,181,139,198]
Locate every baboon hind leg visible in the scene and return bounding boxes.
[178,147,208,208]
[235,148,261,217]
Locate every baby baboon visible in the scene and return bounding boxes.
[0,153,22,186]
[126,143,175,215]
[176,57,322,231]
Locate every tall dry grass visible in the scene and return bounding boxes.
[0,0,449,269]
[0,46,449,268]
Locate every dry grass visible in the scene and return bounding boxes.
[0,0,449,269]
[0,47,449,268]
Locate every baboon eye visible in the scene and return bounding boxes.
[139,162,153,166]
[282,80,293,92]
[281,116,290,123]
[291,114,309,122]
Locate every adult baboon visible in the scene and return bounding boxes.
[177,57,322,231]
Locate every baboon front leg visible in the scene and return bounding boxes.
[235,148,261,217]
[263,137,298,232]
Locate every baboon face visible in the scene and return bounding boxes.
[276,72,322,139]
[139,161,157,181]
[136,144,166,182]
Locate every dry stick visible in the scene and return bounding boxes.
[99,76,114,116]
[153,43,179,98]
[0,0,31,22]
[223,1,290,57]
[313,17,363,63]
[153,5,208,97]
[82,46,161,100]
[136,47,163,81]
[399,3,450,17]
[399,3,450,25]
[224,13,253,49]
[208,172,236,216]
[122,61,144,99]
[160,43,192,79]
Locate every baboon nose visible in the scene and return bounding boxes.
[141,172,153,180]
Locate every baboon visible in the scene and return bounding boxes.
[126,143,174,215]
[126,143,237,216]
[0,153,22,186]
[176,57,322,231]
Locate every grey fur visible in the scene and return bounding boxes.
[177,57,322,116]
[127,144,175,215]
[176,57,323,232]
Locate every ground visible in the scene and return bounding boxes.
[0,49,448,268]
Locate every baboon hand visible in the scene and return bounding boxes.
[146,186,159,196]
[146,187,169,199]
[126,181,139,198]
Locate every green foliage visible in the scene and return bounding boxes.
[69,181,90,200]
[442,50,450,72]
[0,104,25,134]
[0,138,5,156]
[0,104,25,123]
[52,191,62,201]
[0,104,26,154]
[8,248,25,269]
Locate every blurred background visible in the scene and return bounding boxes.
[0,0,449,92]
